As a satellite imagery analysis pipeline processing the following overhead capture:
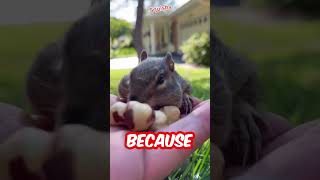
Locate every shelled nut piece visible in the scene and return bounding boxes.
[0,127,53,179]
[151,106,181,130]
[110,101,181,131]
[110,101,154,131]
[160,106,180,124]
[0,125,109,180]
[150,111,167,130]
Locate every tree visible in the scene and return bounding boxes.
[132,0,145,56]
[110,17,133,40]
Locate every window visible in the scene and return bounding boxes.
[204,16,207,22]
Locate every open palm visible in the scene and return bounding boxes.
[109,95,210,180]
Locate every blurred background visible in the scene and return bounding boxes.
[110,0,210,67]
[110,0,210,179]
[0,0,93,110]
[213,0,320,125]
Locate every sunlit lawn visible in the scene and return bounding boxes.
[214,13,320,125]
[110,47,136,59]
[110,66,211,179]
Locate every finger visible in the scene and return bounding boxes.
[110,126,127,133]
[144,101,210,179]
[263,119,319,155]
[242,122,320,180]
[191,96,202,107]
[0,103,31,143]
[110,94,118,106]
[163,100,210,146]
[160,100,210,146]
[193,99,210,110]
[0,127,53,179]
[51,125,109,180]
[180,96,210,118]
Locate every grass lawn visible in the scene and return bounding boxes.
[110,47,136,59]
[214,13,320,125]
[110,66,211,179]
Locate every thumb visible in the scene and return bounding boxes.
[110,94,118,106]
[161,100,210,147]
[144,100,210,179]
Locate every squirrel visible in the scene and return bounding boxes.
[26,2,108,131]
[26,39,64,123]
[212,30,269,167]
[118,50,193,115]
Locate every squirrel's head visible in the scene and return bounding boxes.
[128,50,183,109]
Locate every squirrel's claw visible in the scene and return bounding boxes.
[228,101,264,166]
[181,94,193,115]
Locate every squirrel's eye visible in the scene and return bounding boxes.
[157,74,165,85]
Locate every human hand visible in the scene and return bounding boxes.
[110,94,210,180]
[0,95,209,180]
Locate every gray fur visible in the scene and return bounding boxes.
[118,52,193,114]
[213,31,267,166]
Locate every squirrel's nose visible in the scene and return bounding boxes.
[129,95,138,101]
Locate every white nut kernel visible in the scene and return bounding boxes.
[127,101,154,131]
[110,102,127,125]
[160,106,180,124]
[151,111,168,130]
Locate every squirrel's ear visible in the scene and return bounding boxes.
[165,52,174,71]
[139,50,148,62]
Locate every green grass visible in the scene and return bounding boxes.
[214,13,320,125]
[110,65,210,179]
[0,22,70,109]
[110,47,136,59]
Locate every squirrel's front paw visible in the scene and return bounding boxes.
[181,94,193,115]
[230,101,264,166]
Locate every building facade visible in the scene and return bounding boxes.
[143,0,210,55]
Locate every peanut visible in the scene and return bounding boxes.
[110,101,181,131]
[150,111,167,130]
[160,106,180,124]
[110,101,154,131]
